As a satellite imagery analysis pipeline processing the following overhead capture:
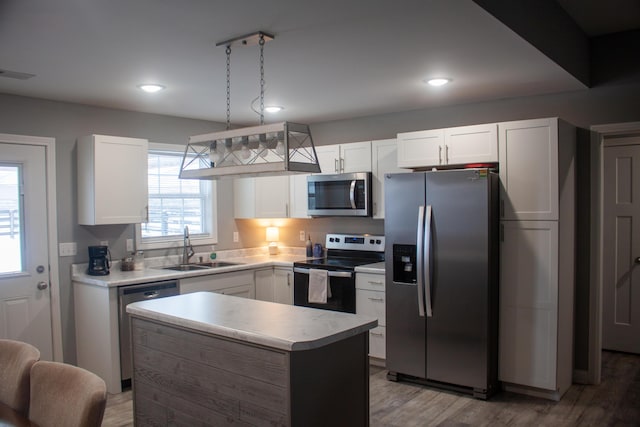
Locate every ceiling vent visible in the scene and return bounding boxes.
[0,69,36,80]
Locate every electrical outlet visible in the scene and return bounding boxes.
[59,242,77,257]
[233,231,239,243]
[299,231,305,241]
[100,240,109,247]
[126,239,134,252]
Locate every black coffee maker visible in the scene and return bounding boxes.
[87,246,110,276]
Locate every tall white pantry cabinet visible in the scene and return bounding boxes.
[498,118,576,401]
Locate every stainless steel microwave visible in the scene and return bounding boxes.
[307,172,372,217]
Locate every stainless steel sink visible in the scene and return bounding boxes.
[162,264,211,271]
[194,261,242,268]
[161,261,241,271]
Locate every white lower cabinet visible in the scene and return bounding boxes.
[179,270,255,299]
[499,219,573,400]
[355,272,386,361]
[255,267,293,304]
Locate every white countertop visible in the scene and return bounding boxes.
[126,291,377,351]
[354,261,385,274]
[73,252,307,288]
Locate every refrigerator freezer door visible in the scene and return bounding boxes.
[424,169,493,390]
[385,172,427,379]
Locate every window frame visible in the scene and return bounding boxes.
[135,142,217,250]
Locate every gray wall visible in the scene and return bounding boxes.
[1,76,640,369]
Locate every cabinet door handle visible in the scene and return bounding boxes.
[340,158,344,172]
[334,158,339,173]
[438,146,442,164]
[445,145,449,163]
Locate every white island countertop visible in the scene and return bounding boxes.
[127,291,378,351]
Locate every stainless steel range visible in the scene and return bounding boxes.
[293,233,385,313]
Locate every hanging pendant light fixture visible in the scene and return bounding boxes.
[180,31,321,179]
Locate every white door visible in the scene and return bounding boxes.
[0,142,53,359]
[602,139,640,354]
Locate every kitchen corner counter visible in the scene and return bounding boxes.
[127,291,377,351]
[354,261,385,274]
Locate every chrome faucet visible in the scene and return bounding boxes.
[183,225,195,264]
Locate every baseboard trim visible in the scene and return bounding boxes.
[573,369,589,384]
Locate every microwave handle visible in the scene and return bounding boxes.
[349,180,357,209]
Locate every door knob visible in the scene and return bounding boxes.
[37,281,49,290]
[635,257,640,265]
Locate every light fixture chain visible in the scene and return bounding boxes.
[226,45,231,130]
[259,33,265,125]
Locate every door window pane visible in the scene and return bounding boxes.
[0,165,23,273]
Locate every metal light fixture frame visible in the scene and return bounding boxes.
[180,31,320,179]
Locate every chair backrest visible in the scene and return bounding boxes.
[0,339,40,414]
[28,361,107,427]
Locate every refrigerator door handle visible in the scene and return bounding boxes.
[349,180,357,209]
[416,205,426,317]
[424,204,433,317]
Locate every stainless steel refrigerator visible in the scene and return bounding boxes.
[384,168,499,399]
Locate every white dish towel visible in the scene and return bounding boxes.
[308,269,331,303]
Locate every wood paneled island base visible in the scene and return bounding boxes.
[127,292,376,426]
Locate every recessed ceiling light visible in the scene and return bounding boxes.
[264,105,284,113]
[425,78,451,87]
[138,84,165,93]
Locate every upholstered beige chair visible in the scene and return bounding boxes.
[28,361,107,427]
[0,339,41,415]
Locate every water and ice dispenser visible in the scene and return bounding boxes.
[392,244,417,284]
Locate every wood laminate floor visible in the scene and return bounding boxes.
[102,350,639,426]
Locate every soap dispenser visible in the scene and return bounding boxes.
[306,234,313,257]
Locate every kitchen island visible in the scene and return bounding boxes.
[126,292,377,426]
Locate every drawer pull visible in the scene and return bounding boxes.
[368,281,384,285]
[368,297,384,303]
[370,332,384,337]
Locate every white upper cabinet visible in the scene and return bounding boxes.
[397,129,443,168]
[77,134,148,225]
[397,123,497,169]
[234,175,290,218]
[315,141,372,174]
[289,174,310,218]
[444,123,498,165]
[371,139,409,219]
[499,118,562,221]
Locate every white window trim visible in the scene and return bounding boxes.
[135,142,217,250]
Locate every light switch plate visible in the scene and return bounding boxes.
[126,239,134,252]
[299,231,305,241]
[233,231,239,243]
[59,242,77,257]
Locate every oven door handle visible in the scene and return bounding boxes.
[293,267,353,278]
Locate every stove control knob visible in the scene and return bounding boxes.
[376,239,381,244]
[335,238,340,242]
[369,239,374,244]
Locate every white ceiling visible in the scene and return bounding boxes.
[0,0,637,125]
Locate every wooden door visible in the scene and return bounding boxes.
[0,141,53,359]
[602,139,640,354]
